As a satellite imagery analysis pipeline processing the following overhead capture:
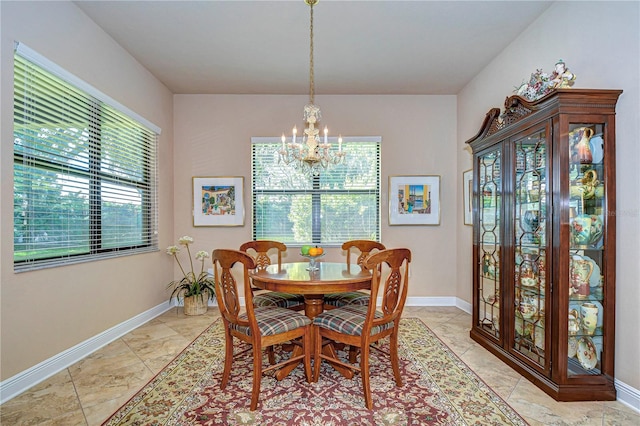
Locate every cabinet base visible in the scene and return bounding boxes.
[470,329,616,401]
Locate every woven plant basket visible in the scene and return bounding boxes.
[183,295,208,316]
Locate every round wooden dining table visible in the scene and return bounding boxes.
[250,261,372,319]
[250,261,372,380]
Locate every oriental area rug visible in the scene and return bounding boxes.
[102,318,528,425]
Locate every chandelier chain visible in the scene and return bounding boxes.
[309,1,315,105]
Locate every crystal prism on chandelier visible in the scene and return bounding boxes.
[278,0,345,176]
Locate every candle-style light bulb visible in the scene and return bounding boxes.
[281,134,286,150]
[293,126,297,145]
[338,135,343,151]
[324,126,328,144]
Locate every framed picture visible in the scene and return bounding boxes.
[463,169,473,226]
[192,176,244,227]
[389,175,440,225]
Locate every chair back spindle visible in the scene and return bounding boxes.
[239,240,286,271]
[212,249,257,329]
[363,248,411,341]
[342,240,386,271]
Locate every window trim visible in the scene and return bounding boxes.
[14,42,161,134]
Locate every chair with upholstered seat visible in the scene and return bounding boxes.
[312,248,411,409]
[240,240,305,311]
[212,249,312,411]
[323,240,386,309]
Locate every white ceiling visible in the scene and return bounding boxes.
[74,0,553,95]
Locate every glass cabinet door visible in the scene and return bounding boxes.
[513,130,548,368]
[477,149,501,339]
[567,123,606,376]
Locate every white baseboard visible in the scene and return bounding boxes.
[455,298,472,314]
[615,378,640,413]
[0,302,173,404]
[406,296,458,306]
[1,297,638,413]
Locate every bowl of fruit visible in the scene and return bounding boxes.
[300,245,324,270]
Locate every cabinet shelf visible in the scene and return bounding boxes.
[570,245,605,251]
[466,89,621,401]
[518,287,545,296]
[568,358,602,377]
[569,295,604,303]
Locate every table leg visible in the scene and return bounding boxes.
[275,345,303,380]
[274,294,354,380]
[306,295,354,380]
[275,295,323,381]
[303,294,324,319]
[322,341,354,379]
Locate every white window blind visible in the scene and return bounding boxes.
[251,137,381,246]
[13,45,159,271]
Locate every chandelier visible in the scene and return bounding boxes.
[278,0,345,176]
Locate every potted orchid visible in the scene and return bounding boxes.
[166,236,215,315]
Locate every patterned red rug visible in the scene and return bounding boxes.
[103,318,527,425]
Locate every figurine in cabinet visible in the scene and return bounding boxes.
[549,60,576,89]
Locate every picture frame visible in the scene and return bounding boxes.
[463,169,473,226]
[192,176,244,227]
[389,175,441,225]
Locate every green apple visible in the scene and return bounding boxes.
[301,245,311,255]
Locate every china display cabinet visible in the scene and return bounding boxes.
[466,89,622,401]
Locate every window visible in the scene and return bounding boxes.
[251,137,381,246]
[13,44,159,271]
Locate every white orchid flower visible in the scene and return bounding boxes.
[196,250,210,260]
[178,236,194,245]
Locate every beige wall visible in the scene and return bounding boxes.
[457,1,640,390]
[0,1,175,379]
[174,94,458,298]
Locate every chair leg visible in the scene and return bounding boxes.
[221,329,233,389]
[250,345,262,411]
[303,327,312,383]
[266,345,276,365]
[390,330,403,386]
[313,327,322,382]
[348,345,359,363]
[360,343,372,409]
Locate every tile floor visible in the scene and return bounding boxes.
[1,306,638,425]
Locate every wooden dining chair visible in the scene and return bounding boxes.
[312,248,411,409]
[323,240,386,309]
[212,249,312,411]
[240,240,306,364]
[240,240,305,311]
